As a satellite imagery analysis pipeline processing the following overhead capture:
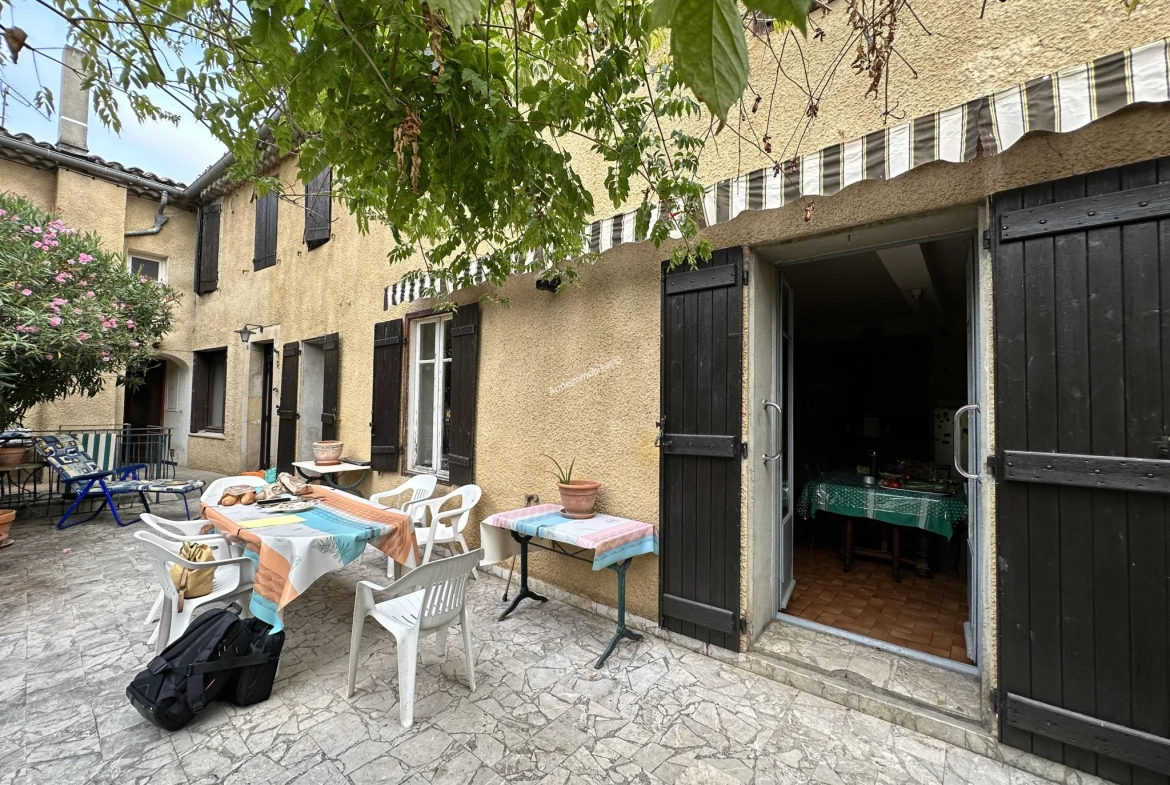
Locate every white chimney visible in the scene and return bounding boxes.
[57,46,89,153]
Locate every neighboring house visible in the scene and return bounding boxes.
[4,5,1170,781]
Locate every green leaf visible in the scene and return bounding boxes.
[592,0,620,29]
[432,0,481,37]
[744,0,809,34]
[649,0,679,29]
[669,0,748,122]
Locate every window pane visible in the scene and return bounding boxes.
[208,355,226,429]
[131,257,160,280]
[419,321,436,361]
[415,361,435,468]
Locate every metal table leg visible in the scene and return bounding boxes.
[595,558,643,669]
[498,534,548,620]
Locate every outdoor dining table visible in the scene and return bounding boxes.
[796,469,967,580]
[479,504,659,668]
[201,486,416,630]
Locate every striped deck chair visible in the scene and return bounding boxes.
[34,435,205,529]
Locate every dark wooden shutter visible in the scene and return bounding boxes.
[276,342,300,473]
[993,157,1170,783]
[321,332,340,441]
[448,303,480,485]
[189,352,209,432]
[254,191,278,271]
[659,247,744,652]
[304,168,332,250]
[195,204,221,294]
[370,320,404,472]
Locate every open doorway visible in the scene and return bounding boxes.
[770,235,979,668]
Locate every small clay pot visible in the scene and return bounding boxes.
[313,440,344,464]
[0,508,14,545]
[557,480,601,519]
[0,446,26,467]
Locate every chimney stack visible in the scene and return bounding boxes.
[57,46,90,153]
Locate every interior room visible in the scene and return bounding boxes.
[780,236,975,665]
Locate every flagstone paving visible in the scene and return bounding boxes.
[0,499,1061,784]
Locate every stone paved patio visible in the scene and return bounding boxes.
[1,499,1065,785]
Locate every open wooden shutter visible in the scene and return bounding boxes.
[321,332,340,441]
[447,303,480,485]
[254,191,278,270]
[189,352,209,432]
[304,168,332,250]
[370,320,403,472]
[195,204,221,294]
[276,342,300,473]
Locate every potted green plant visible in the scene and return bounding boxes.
[545,455,600,519]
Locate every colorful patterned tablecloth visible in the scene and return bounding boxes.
[203,487,415,630]
[796,469,967,539]
[480,504,658,570]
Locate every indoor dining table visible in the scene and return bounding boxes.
[201,487,417,630]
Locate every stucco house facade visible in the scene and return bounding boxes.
[5,3,1170,781]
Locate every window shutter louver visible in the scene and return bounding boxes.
[276,342,300,473]
[195,204,221,294]
[254,192,279,270]
[370,319,404,472]
[304,168,332,250]
[321,333,340,441]
[190,352,209,432]
[447,303,480,485]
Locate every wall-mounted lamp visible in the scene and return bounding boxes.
[235,323,265,343]
[536,276,561,293]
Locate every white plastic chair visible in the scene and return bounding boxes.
[347,548,483,727]
[139,513,238,637]
[200,475,267,506]
[412,485,482,577]
[370,475,438,519]
[134,530,256,654]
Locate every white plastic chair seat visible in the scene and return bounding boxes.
[369,589,426,636]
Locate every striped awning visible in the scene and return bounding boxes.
[385,37,1170,309]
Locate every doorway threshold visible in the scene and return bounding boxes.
[754,616,982,724]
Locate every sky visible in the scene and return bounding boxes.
[1,0,226,184]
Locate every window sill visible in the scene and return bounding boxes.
[402,466,452,486]
[189,431,226,440]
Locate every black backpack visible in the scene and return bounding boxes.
[126,605,282,731]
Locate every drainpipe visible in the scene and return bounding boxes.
[125,192,170,237]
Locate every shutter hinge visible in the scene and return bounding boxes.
[741,441,748,459]
[451,324,476,337]
[985,453,1000,478]
[742,267,749,286]
[738,617,747,634]
[982,229,991,250]
[989,688,1000,714]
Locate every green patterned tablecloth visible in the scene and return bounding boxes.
[796,469,967,539]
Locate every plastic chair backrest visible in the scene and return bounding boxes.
[421,484,482,534]
[134,530,193,601]
[200,476,267,505]
[395,549,483,631]
[140,513,210,540]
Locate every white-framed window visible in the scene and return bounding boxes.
[129,254,167,284]
[407,314,453,477]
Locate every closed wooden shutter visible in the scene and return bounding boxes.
[254,191,279,271]
[276,342,300,473]
[195,204,221,294]
[304,168,332,250]
[321,332,340,441]
[190,352,209,432]
[370,319,403,472]
[447,303,480,485]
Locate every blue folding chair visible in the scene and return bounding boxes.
[34,435,205,529]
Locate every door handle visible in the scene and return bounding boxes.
[953,404,980,480]
[763,400,782,463]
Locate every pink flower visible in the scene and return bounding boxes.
[126,320,137,329]
[44,354,54,360]
[129,340,139,347]
[86,291,95,298]
[48,316,62,327]
[55,273,70,283]
[78,252,93,263]
[77,332,91,342]
[52,298,67,306]
[20,288,31,296]
[32,226,42,234]
[73,308,82,315]
[16,325,39,334]
[33,242,43,249]
[140,275,148,283]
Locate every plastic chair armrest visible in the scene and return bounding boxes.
[361,577,421,600]
[431,506,470,523]
[369,490,403,506]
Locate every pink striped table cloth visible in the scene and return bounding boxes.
[480,504,658,569]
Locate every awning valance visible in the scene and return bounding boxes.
[385,37,1170,309]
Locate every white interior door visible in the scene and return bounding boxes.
[771,274,796,611]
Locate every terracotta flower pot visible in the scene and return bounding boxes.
[312,440,344,465]
[558,480,601,519]
[0,445,26,467]
[0,509,14,544]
